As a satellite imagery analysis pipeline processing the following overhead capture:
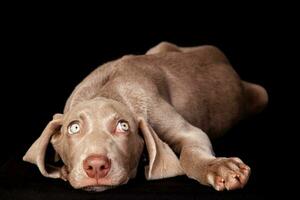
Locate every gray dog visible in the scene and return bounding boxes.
[23,42,268,192]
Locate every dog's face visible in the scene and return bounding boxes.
[23,97,183,191]
[52,98,144,191]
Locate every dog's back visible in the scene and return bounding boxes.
[65,46,267,138]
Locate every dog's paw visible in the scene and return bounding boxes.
[206,157,250,191]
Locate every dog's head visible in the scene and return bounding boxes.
[23,97,183,191]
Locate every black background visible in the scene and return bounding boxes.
[0,3,296,200]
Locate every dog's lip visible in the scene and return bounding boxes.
[81,185,117,192]
[80,176,129,191]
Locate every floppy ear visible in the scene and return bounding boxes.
[138,118,184,180]
[23,114,63,179]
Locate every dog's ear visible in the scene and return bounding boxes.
[23,114,64,179]
[138,117,184,180]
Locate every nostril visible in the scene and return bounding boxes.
[100,163,110,170]
[88,166,93,170]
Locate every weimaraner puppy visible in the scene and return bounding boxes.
[23,42,268,192]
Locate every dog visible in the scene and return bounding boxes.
[23,42,268,192]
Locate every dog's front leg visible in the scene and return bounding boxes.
[149,98,251,191]
[178,128,251,191]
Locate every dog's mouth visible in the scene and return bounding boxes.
[82,185,117,192]
[81,176,129,192]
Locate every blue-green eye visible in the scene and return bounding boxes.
[68,122,80,134]
[117,121,129,132]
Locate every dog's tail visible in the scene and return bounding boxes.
[242,81,268,115]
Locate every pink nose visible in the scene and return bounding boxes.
[83,155,111,179]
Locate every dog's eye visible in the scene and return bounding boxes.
[116,121,129,132]
[68,122,80,135]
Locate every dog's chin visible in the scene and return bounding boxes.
[82,185,116,192]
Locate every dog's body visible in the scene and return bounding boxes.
[24,42,268,191]
[66,45,244,137]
